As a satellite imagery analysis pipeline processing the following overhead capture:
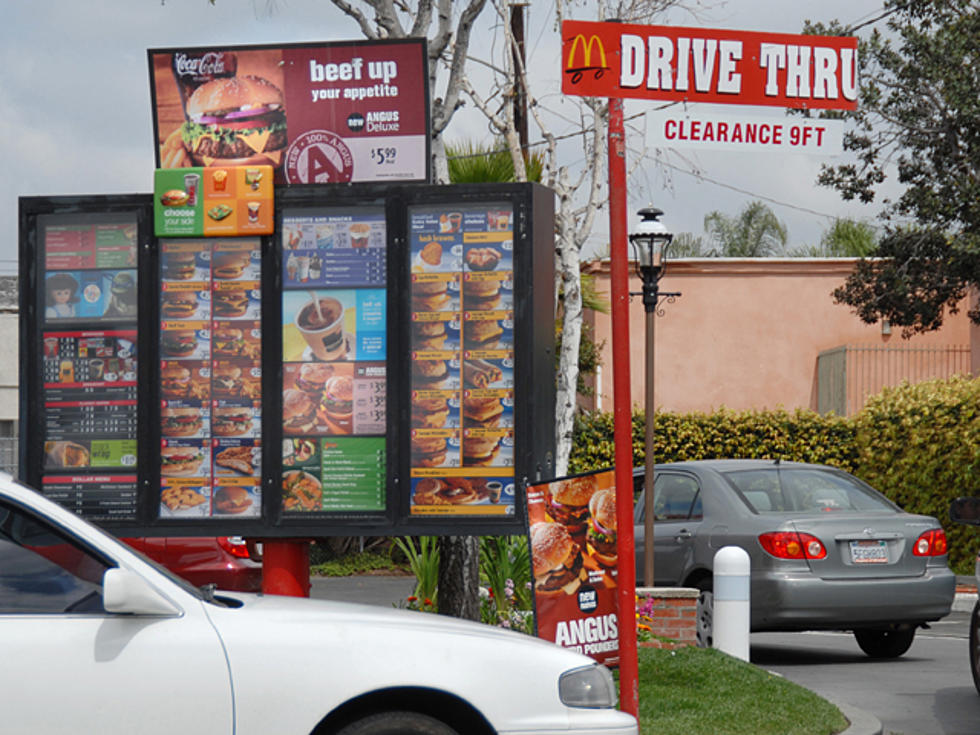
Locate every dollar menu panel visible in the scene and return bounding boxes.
[19,183,555,536]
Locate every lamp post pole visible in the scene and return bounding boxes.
[630,207,678,589]
[642,280,657,587]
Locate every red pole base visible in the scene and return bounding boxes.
[261,540,311,597]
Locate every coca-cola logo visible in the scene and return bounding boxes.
[174,52,230,77]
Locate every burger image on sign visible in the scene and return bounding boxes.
[530,521,585,598]
[180,75,287,166]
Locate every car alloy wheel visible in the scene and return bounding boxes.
[853,627,916,658]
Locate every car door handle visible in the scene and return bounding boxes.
[675,530,693,540]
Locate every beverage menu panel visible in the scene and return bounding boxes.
[280,208,387,513]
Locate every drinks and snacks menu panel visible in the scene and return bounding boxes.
[407,203,516,516]
[280,208,387,514]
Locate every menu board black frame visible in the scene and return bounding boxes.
[18,183,555,537]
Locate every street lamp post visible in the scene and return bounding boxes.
[629,206,678,588]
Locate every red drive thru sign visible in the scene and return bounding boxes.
[562,20,858,110]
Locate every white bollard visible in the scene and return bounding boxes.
[713,545,750,661]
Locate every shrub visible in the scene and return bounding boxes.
[854,375,980,574]
[570,379,980,575]
[570,407,858,475]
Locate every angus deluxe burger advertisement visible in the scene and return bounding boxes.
[526,469,620,666]
[149,40,429,185]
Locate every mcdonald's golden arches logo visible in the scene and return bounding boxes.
[565,33,608,84]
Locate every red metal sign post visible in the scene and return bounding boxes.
[261,540,312,597]
[607,95,639,717]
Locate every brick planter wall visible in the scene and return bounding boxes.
[636,587,698,649]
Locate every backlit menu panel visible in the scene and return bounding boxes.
[280,208,387,513]
[159,239,263,519]
[39,215,140,520]
[407,203,516,516]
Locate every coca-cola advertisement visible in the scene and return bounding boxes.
[149,40,429,184]
[526,469,620,666]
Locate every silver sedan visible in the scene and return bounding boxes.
[633,459,955,657]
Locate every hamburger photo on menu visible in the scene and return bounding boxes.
[530,521,586,598]
[213,485,254,515]
[547,475,599,542]
[161,75,288,169]
[587,488,617,568]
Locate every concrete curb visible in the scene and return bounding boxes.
[833,700,883,735]
[953,591,978,613]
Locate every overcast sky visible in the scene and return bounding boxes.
[1,0,895,275]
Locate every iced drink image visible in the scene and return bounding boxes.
[295,296,347,361]
[247,202,260,223]
[349,223,370,248]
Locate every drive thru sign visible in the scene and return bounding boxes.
[562,20,858,111]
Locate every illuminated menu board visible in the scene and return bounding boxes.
[158,239,263,519]
[407,203,516,516]
[39,215,140,520]
[280,208,387,513]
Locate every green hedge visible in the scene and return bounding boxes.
[570,407,858,474]
[854,376,980,575]
[570,377,980,574]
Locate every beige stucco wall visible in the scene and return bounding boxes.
[0,313,18,421]
[582,258,972,415]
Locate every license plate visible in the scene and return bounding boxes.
[850,539,888,564]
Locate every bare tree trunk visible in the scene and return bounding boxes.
[436,536,480,621]
[554,172,582,477]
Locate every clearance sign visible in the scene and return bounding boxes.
[562,20,858,111]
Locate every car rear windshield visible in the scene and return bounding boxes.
[723,468,896,514]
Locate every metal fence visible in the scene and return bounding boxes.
[817,344,972,416]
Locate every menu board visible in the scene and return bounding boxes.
[407,204,516,516]
[39,215,140,520]
[159,239,263,519]
[280,208,387,513]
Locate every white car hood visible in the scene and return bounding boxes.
[203,591,606,735]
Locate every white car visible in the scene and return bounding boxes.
[0,476,636,735]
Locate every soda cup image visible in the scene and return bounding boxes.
[247,202,261,223]
[184,173,200,205]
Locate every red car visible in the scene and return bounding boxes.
[122,536,262,592]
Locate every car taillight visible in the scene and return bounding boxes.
[913,528,947,556]
[218,536,252,559]
[758,531,827,560]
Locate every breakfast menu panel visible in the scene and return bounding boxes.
[39,215,140,520]
[280,208,387,514]
[407,203,516,516]
[159,238,262,519]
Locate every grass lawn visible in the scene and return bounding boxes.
[636,646,848,735]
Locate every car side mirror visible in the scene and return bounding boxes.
[949,497,980,526]
[103,568,181,616]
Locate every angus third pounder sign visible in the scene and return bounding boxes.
[562,20,858,111]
